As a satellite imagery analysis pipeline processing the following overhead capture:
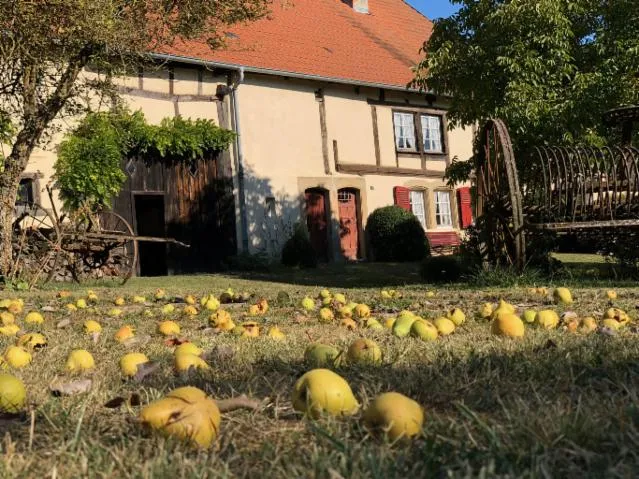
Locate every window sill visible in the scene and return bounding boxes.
[395,150,448,160]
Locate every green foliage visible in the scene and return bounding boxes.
[281,223,318,268]
[420,255,464,283]
[144,117,236,160]
[444,156,473,187]
[54,109,234,211]
[55,113,128,211]
[366,206,430,262]
[414,0,639,151]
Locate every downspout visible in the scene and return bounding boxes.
[230,67,249,252]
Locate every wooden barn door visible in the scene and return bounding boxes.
[338,188,359,260]
[305,188,329,262]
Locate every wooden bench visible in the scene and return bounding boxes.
[426,231,461,256]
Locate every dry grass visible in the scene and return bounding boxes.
[2,268,639,478]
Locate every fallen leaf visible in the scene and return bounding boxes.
[133,361,161,382]
[91,332,100,344]
[50,379,92,396]
[56,318,71,329]
[164,337,189,347]
[41,306,57,312]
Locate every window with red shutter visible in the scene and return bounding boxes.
[457,187,473,228]
[393,186,411,211]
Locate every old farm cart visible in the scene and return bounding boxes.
[476,106,639,269]
[11,187,188,287]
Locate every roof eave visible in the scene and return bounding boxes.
[149,52,440,96]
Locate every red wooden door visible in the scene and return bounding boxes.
[338,189,359,260]
[305,189,329,261]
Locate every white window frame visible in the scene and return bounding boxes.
[434,190,453,228]
[421,114,443,153]
[409,190,427,230]
[393,112,416,151]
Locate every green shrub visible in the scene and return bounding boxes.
[366,206,429,261]
[420,255,464,283]
[281,223,317,268]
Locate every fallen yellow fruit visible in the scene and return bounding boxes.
[491,314,525,338]
[17,333,47,350]
[292,369,359,419]
[174,342,203,356]
[267,326,286,339]
[0,311,15,325]
[363,392,424,441]
[553,287,573,305]
[535,310,560,329]
[83,320,102,334]
[0,374,26,413]
[139,386,221,448]
[183,305,198,317]
[65,349,95,372]
[433,317,455,336]
[0,324,20,336]
[4,346,32,368]
[158,321,181,336]
[114,325,135,342]
[120,352,149,377]
[174,352,209,372]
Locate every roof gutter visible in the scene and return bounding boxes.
[149,52,437,95]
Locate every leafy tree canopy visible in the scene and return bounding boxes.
[414,0,639,152]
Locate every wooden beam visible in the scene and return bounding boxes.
[168,67,175,96]
[335,162,445,178]
[371,105,381,167]
[116,86,220,103]
[318,99,331,175]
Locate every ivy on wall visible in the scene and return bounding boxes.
[54,109,235,211]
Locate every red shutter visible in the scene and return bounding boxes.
[457,187,472,228]
[393,186,411,212]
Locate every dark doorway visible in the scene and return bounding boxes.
[134,194,167,276]
[305,188,330,262]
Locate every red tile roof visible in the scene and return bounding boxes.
[159,0,433,89]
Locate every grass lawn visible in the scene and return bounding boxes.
[2,264,639,477]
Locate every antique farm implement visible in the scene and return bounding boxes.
[475,106,639,269]
[10,186,188,287]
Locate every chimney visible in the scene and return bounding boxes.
[352,0,369,14]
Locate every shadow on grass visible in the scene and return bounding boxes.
[223,262,423,289]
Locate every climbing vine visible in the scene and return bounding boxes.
[54,109,235,211]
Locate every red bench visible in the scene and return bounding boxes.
[426,231,461,256]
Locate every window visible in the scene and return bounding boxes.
[409,190,427,230]
[434,191,453,227]
[421,115,443,152]
[393,112,416,150]
[393,110,445,155]
[17,178,35,205]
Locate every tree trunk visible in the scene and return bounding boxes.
[0,149,29,277]
[0,48,90,278]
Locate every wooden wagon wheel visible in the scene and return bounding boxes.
[69,211,138,285]
[10,203,62,288]
[475,119,526,269]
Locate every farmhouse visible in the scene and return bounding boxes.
[22,0,474,275]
